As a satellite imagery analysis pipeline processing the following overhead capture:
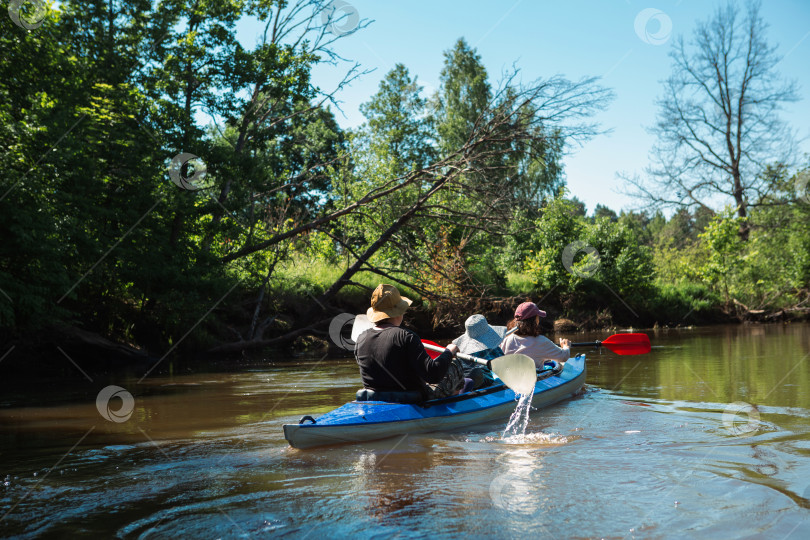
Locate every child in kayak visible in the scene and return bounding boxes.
[355,284,465,400]
[500,302,570,367]
[452,314,504,389]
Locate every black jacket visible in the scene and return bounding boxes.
[354,325,454,395]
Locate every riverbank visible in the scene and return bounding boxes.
[2,250,808,371]
[2,312,808,383]
[3,201,807,364]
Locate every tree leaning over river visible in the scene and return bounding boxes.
[213,45,613,353]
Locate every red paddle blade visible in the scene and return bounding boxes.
[421,339,443,359]
[601,333,651,355]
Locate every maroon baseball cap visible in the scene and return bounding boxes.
[514,301,546,321]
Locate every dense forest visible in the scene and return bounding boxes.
[1,0,808,361]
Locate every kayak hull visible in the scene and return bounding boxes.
[283,354,586,449]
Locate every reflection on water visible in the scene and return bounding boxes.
[1,324,809,538]
[489,449,545,515]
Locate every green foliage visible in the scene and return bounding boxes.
[584,216,655,300]
[697,208,746,304]
[519,196,655,320]
[2,3,807,357]
[435,38,491,155]
[523,196,587,292]
[648,282,721,324]
[0,0,346,349]
[726,184,810,310]
[592,204,618,222]
[358,64,435,173]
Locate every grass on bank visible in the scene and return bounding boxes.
[272,256,723,326]
[272,255,421,308]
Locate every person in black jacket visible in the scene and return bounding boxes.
[355,284,464,400]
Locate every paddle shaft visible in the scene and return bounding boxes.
[421,326,518,366]
[421,326,520,367]
[571,341,603,348]
[422,342,484,365]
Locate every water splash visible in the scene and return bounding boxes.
[501,388,535,441]
[486,432,571,445]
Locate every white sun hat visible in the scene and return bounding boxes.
[452,314,507,354]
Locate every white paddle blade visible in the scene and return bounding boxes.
[489,354,537,396]
[350,313,374,343]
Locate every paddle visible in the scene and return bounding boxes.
[350,313,375,343]
[350,314,537,395]
[570,333,651,355]
[421,341,537,396]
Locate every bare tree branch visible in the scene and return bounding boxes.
[622,1,799,238]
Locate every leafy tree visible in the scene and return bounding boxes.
[693,206,716,234]
[655,208,697,250]
[618,211,652,246]
[522,197,654,320]
[0,0,362,350]
[593,204,618,222]
[358,64,435,173]
[0,4,75,329]
[698,208,746,305]
[568,197,587,218]
[732,166,810,311]
[584,215,655,310]
[348,64,435,268]
[523,197,588,292]
[1,0,171,336]
[435,38,491,155]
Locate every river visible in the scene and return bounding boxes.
[1,324,809,538]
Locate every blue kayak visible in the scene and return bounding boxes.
[283,354,586,449]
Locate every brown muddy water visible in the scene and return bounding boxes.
[1,324,809,538]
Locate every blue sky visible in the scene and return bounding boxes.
[240,0,810,215]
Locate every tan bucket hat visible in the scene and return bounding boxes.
[367,284,413,323]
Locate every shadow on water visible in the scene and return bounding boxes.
[1,324,810,538]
